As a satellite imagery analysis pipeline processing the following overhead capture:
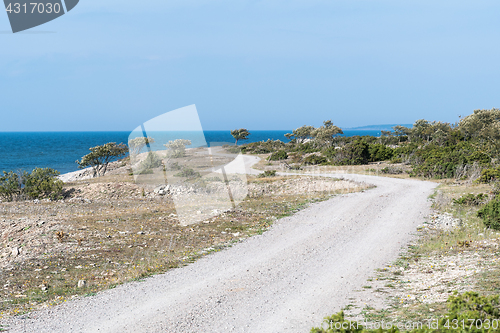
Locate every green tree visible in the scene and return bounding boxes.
[76,142,128,177]
[284,125,315,144]
[128,137,155,156]
[312,120,343,147]
[230,129,250,145]
[392,125,411,143]
[459,108,500,155]
[0,171,22,202]
[22,168,63,200]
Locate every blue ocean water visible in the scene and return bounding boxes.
[0,130,382,175]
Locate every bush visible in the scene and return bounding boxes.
[368,144,394,162]
[334,140,370,165]
[477,196,500,230]
[303,155,328,165]
[0,171,22,202]
[269,150,288,161]
[174,168,200,179]
[453,193,488,206]
[478,168,500,183]
[380,166,403,174]
[22,168,63,200]
[241,140,286,154]
[137,152,163,174]
[312,292,500,332]
[322,147,338,160]
[257,170,277,178]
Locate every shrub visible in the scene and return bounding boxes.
[303,155,328,165]
[269,150,288,161]
[242,140,286,154]
[312,291,500,332]
[22,168,63,200]
[380,166,403,175]
[334,140,370,165]
[478,168,500,183]
[322,147,338,160]
[164,139,192,158]
[138,152,163,172]
[174,168,200,179]
[257,170,277,178]
[368,144,394,162]
[477,196,500,230]
[0,171,22,202]
[453,193,488,206]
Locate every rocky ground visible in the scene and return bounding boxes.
[338,182,500,327]
[0,169,366,319]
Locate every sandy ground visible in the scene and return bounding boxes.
[3,158,437,332]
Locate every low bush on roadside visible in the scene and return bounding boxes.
[477,196,500,230]
[269,150,288,161]
[334,140,370,165]
[381,166,404,175]
[369,143,394,162]
[311,292,500,332]
[22,167,64,200]
[258,170,277,178]
[453,193,488,206]
[303,155,328,165]
[477,168,500,184]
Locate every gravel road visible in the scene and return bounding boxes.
[3,173,437,333]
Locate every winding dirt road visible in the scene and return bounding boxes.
[4,171,437,333]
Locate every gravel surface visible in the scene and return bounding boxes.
[2,172,437,333]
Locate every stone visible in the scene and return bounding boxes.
[11,247,19,257]
[77,280,86,288]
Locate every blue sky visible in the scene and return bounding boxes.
[1,0,499,131]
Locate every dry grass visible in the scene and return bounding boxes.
[0,172,367,319]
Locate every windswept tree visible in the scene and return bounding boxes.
[312,120,343,147]
[230,129,250,145]
[76,142,128,177]
[459,108,500,153]
[128,137,155,156]
[164,139,192,158]
[284,125,315,144]
[392,125,411,143]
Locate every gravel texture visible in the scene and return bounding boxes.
[2,172,437,333]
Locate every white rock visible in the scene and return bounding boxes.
[11,247,20,257]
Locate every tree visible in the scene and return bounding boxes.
[76,142,128,177]
[459,108,500,154]
[312,120,343,147]
[128,137,155,156]
[392,125,411,143]
[164,139,192,158]
[230,129,250,145]
[284,125,315,144]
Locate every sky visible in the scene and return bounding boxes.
[1,0,499,131]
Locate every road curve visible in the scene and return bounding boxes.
[3,173,437,333]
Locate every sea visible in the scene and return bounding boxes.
[0,130,382,175]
